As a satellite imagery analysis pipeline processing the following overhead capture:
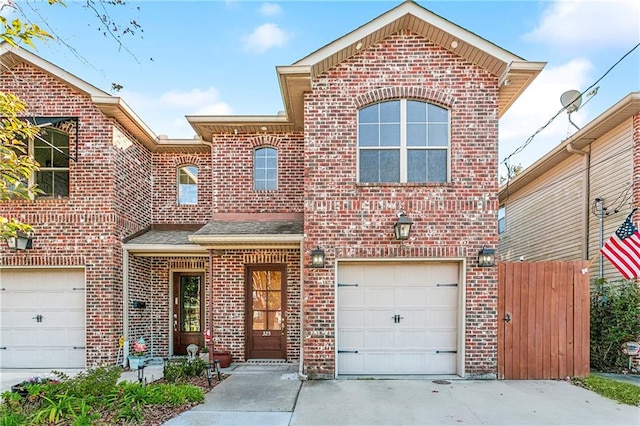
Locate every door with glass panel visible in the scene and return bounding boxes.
[246,265,287,359]
[173,273,204,355]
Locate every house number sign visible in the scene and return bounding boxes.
[262,331,271,336]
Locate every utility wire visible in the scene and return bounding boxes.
[501,42,640,168]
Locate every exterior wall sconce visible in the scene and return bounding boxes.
[393,212,413,240]
[6,232,33,250]
[478,246,496,267]
[311,246,325,268]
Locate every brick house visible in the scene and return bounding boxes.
[0,1,543,378]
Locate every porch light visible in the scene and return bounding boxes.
[5,232,32,250]
[311,246,325,268]
[478,246,496,267]
[393,212,413,241]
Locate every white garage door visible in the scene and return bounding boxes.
[337,262,460,375]
[0,268,86,369]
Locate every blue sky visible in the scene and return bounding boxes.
[7,0,640,177]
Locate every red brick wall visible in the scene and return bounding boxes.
[211,134,304,214]
[152,152,212,223]
[0,62,151,366]
[302,31,500,377]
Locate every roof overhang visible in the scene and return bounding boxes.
[187,114,295,139]
[188,234,303,250]
[499,92,640,203]
[122,244,208,257]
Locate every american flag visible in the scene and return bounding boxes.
[601,209,640,279]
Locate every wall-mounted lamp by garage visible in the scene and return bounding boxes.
[393,212,413,241]
[5,232,33,250]
[478,246,496,267]
[132,300,147,309]
[311,246,325,268]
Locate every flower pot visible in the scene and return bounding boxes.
[128,355,146,369]
[212,351,232,368]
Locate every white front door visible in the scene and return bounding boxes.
[0,268,86,369]
[337,262,460,375]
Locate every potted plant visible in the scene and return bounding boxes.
[128,337,147,369]
[199,345,209,362]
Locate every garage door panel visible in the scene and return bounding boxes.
[395,288,427,306]
[0,268,86,369]
[365,330,394,349]
[364,288,394,306]
[338,262,460,376]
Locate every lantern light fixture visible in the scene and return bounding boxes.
[5,232,32,250]
[393,212,413,241]
[311,246,325,268]
[478,246,496,267]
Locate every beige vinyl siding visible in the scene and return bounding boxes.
[587,120,633,279]
[499,153,583,262]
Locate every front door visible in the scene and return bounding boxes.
[173,273,204,355]
[246,264,287,359]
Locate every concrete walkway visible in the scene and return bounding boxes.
[164,367,640,426]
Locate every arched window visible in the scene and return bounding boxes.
[254,147,278,191]
[177,165,198,205]
[33,127,70,198]
[358,99,449,183]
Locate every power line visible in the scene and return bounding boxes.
[501,42,640,169]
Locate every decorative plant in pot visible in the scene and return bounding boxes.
[204,329,232,368]
[128,337,147,369]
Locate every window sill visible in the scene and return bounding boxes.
[355,182,454,188]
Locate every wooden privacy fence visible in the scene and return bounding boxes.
[497,261,590,380]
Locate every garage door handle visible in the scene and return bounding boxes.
[73,346,86,350]
[0,347,6,350]
[392,314,404,323]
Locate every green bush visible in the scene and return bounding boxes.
[590,278,640,372]
[163,357,207,383]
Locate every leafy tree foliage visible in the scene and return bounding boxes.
[590,278,640,372]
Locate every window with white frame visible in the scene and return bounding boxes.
[358,99,449,183]
[32,127,70,198]
[254,147,278,191]
[498,206,506,234]
[177,165,198,205]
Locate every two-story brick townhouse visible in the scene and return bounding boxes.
[499,92,640,280]
[1,1,544,378]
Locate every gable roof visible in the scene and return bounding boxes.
[499,92,640,203]
[0,43,158,148]
[189,0,545,137]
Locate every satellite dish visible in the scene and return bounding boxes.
[560,90,582,113]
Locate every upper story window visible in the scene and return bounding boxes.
[31,127,70,198]
[254,147,278,191]
[177,165,198,205]
[498,206,506,234]
[358,100,449,183]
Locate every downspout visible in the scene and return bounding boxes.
[122,246,130,367]
[566,142,591,260]
[298,239,308,380]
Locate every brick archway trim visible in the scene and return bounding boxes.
[354,87,455,109]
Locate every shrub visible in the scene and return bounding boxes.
[590,278,640,372]
[163,357,207,383]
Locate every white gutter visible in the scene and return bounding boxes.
[122,246,130,367]
[298,239,308,380]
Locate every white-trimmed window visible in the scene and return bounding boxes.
[32,127,70,198]
[178,165,198,205]
[498,206,506,234]
[254,147,278,191]
[358,99,449,183]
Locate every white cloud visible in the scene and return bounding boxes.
[523,0,640,49]
[499,58,593,172]
[121,87,233,138]
[260,3,282,17]
[243,23,287,53]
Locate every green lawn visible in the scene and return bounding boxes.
[573,375,640,406]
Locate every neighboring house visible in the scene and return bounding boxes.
[0,1,544,378]
[498,92,640,280]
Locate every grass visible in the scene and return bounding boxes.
[573,375,640,406]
